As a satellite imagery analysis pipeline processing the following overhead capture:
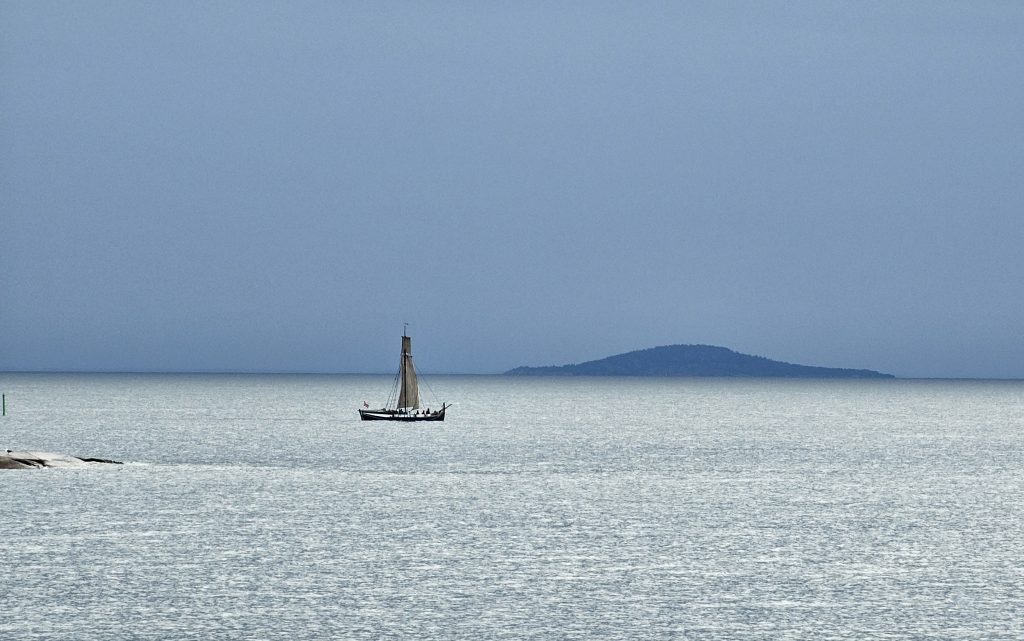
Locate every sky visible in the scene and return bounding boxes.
[2,1,1022,378]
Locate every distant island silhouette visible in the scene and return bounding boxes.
[505,344,893,378]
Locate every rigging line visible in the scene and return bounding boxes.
[418,365,443,407]
[385,354,402,408]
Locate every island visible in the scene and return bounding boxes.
[505,344,893,378]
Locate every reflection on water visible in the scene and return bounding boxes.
[2,375,1022,639]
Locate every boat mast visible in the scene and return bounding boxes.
[397,326,420,410]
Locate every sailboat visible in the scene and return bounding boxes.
[358,330,448,422]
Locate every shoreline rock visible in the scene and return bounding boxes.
[1,450,123,469]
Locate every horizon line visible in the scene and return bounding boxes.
[3,369,1024,382]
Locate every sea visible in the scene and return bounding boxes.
[1,373,1021,640]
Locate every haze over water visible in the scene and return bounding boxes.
[3,374,1021,639]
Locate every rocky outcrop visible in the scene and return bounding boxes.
[1,450,123,469]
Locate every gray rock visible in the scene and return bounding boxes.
[1,450,123,469]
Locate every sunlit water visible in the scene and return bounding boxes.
[2,374,1022,639]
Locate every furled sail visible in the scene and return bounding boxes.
[397,335,420,409]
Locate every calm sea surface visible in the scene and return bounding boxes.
[1,374,1022,640]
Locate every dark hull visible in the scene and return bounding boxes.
[359,406,446,422]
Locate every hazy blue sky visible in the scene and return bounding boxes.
[2,2,1022,377]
